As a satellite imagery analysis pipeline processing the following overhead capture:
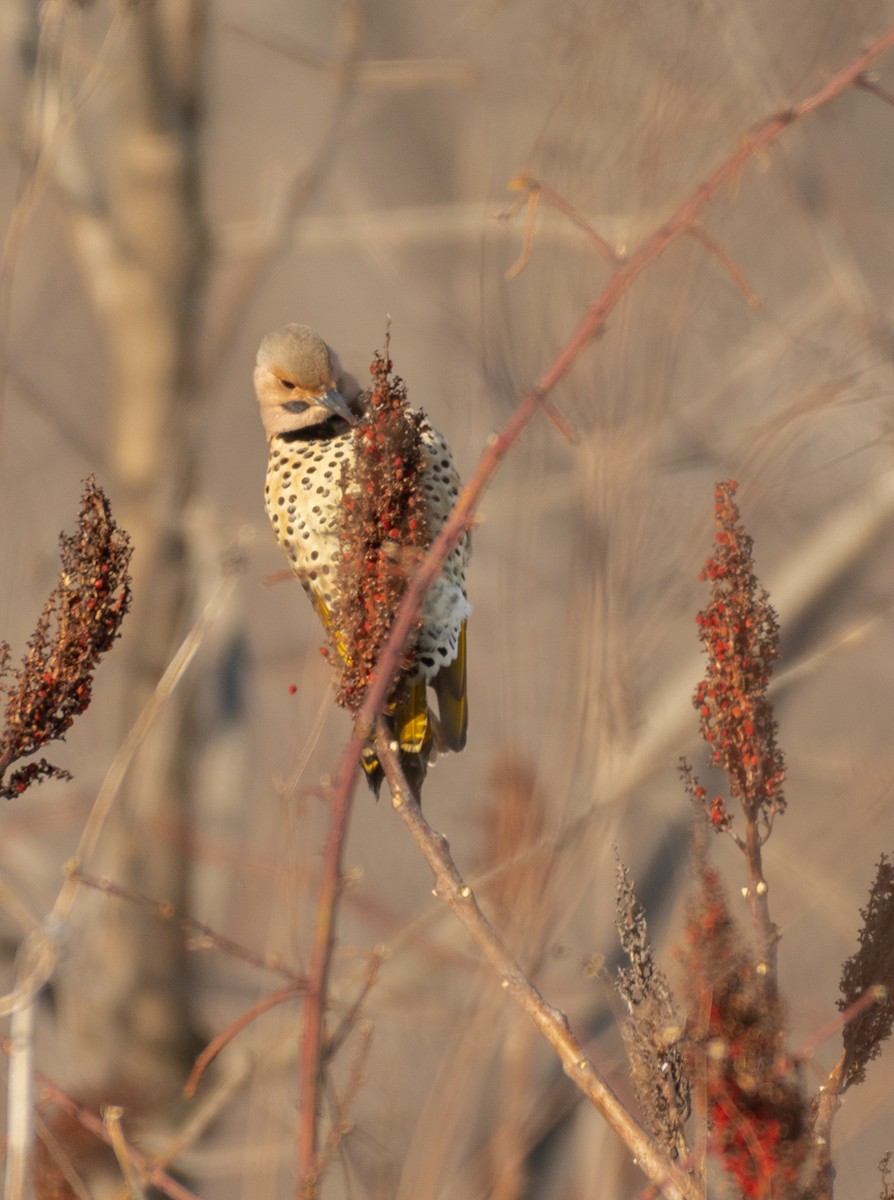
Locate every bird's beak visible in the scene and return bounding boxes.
[319,387,357,425]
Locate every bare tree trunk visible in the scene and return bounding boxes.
[52,0,210,1095]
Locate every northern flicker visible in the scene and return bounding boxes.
[254,324,469,795]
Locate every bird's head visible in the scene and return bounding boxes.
[254,324,359,440]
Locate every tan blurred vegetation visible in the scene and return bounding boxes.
[1,0,894,1196]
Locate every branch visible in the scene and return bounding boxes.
[184,983,305,1100]
[796,988,885,1197]
[69,869,303,984]
[374,720,702,1200]
[304,29,894,1195]
[809,1053,846,1200]
[296,780,355,1194]
[496,172,622,275]
[685,226,760,308]
[29,1073,202,1200]
[322,22,894,843]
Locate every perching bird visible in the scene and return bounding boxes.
[254,323,469,795]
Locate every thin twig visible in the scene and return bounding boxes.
[70,868,303,984]
[146,1050,259,1176]
[52,551,246,928]
[184,983,306,1099]
[323,946,385,1063]
[296,778,356,1193]
[104,1106,146,1200]
[317,1020,374,1180]
[0,3,130,430]
[686,225,761,308]
[795,986,883,1068]
[501,179,540,279]
[374,720,702,1200]
[228,21,474,88]
[33,1111,93,1200]
[27,1072,203,1200]
[5,1001,35,1200]
[204,1,365,382]
[497,172,622,273]
[854,71,894,108]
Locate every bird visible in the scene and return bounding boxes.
[254,323,469,796]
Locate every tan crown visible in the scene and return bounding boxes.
[254,324,359,439]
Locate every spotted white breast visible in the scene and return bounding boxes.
[265,414,470,683]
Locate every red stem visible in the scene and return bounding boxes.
[304,26,894,1195]
[296,781,355,1195]
[186,983,304,1099]
[327,23,894,819]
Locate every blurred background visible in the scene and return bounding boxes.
[1,0,894,1196]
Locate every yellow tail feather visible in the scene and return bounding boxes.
[433,621,467,752]
[308,588,464,797]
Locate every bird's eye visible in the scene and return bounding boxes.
[280,378,296,390]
